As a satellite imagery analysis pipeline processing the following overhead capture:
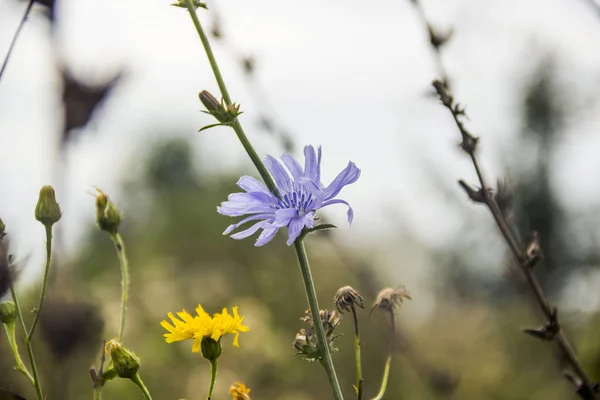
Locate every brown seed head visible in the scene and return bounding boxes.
[371,286,412,315]
[333,286,364,313]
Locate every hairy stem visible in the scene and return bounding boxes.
[28,225,53,340]
[351,305,364,400]
[206,359,218,400]
[294,239,344,400]
[0,0,34,84]
[110,233,129,343]
[183,0,277,193]
[131,373,153,400]
[9,283,43,399]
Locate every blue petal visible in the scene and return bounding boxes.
[281,154,303,179]
[218,192,276,216]
[255,227,279,246]
[323,162,360,200]
[265,155,292,193]
[303,211,316,229]
[273,208,298,227]
[303,145,322,183]
[223,213,274,235]
[286,217,306,245]
[237,176,270,194]
[321,199,355,225]
[230,220,271,240]
[296,177,324,210]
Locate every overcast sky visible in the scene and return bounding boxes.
[1,0,600,310]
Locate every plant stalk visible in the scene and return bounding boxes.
[372,310,395,400]
[9,283,43,399]
[110,233,129,343]
[131,373,153,400]
[183,0,277,193]
[0,0,35,84]
[28,225,53,340]
[294,239,344,400]
[351,305,364,400]
[207,359,218,400]
[3,323,34,385]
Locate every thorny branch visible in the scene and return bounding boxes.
[409,0,599,398]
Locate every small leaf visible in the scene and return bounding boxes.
[299,224,337,240]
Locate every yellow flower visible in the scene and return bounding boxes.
[161,305,249,352]
[229,382,251,400]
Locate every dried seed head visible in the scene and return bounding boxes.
[333,286,364,313]
[294,309,341,361]
[371,286,412,315]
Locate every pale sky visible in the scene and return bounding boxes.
[1,0,600,310]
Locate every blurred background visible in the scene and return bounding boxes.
[1,0,600,398]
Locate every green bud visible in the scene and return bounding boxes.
[35,186,61,227]
[95,189,122,234]
[104,340,140,379]
[0,301,17,325]
[198,90,243,124]
[0,218,5,236]
[200,337,222,361]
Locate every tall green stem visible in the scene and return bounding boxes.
[372,311,395,400]
[93,386,103,400]
[294,239,344,400]
[3,323,34,385]
[351,305,363,400]
[181,3,343,398]
[28,225,53,340]
[183,0,277,193]
[9,283,43,399]
[206,359,218,400]
[110,233,129,343]
[131,373,153,400]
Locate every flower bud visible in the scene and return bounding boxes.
[201,337,222,361]
[0,218,5,237]
[104,340,140,379]
[199,90,242,125]
[35,186,61,227]
[0,301,16,325]
[95,189,122,234]
[334,286,364,313]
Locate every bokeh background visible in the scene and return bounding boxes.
[1,0,600,398]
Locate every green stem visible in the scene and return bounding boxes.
[9,283,43,399]
[183,0,277,194]
[131,373,153,400]
[351,305,363,400]
[372,354,392,400]
[294,239,344,400]
[28,225,53,340]
[93,387,103,400]
[110,233,129,343]
[206,359,218,400]
[3,323,34,385]
[371,311,395,400]
[0,0,34,83]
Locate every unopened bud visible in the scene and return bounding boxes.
[199,90,242,125]
[0,301,16,325]
[334,286,364,314]
[201,337,222,361]
[0,218,5,236]
[95,189,122,234]
[104,340,140,379]
[35,186,61,227]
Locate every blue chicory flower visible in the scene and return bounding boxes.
[217,145,360,246]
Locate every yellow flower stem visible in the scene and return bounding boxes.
[110,233,129,343]
[294,239,344,400]
[8,282,43,400]
[182,0,277,194]
[131,373,153,400]
[371,311,395,400]
[351,305,363,400]
[207,359,218,400]
[3,323,34,385]
[27,225,53,340]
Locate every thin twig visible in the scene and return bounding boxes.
[410,1,598,398]
[0,0,35,85]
